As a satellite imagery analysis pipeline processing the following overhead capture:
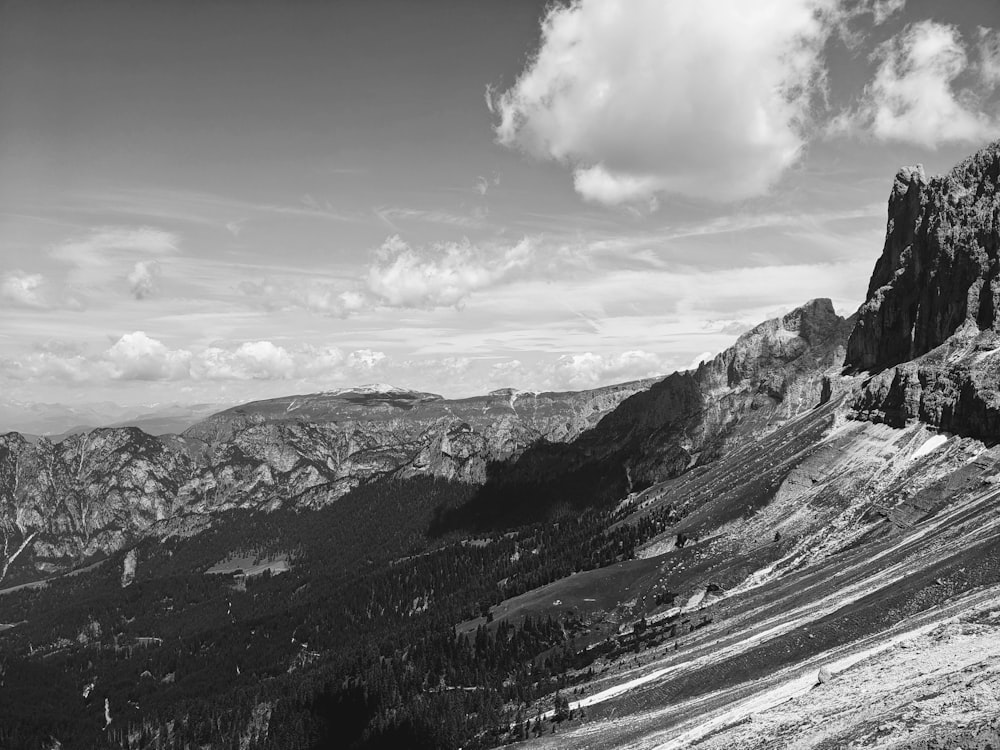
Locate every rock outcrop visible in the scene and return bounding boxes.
[846,143,1000,372]
[459,298,853,519]
[583,298,853,486]
[846,141,1000,441]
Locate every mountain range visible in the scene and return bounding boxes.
[3,142,1000,749]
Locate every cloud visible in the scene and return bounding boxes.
[869,0,905,25]
[832,21,1000,147]
[238,279,367,317]
[106,331,192,381]
[241,232,545,317]
[375,207,485,230]
[491,0,838,205]
[0,348,92,383]
[127,261,161,300]
[51,226,178,266]
[346,349,387,370]
[832,0,907,46]
[551,350,665,390]
[475,173,500,197]
[979,26,1000,86]
[483,351,668,392]
[194,341,297,380]
[1,271,47,308]
[49,226,179,301]
[0,333,388,384]
[365,235,534,308]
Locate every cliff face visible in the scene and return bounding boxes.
[845,141,1000,441]
[846,143,1000,372]
[0,428,194,571]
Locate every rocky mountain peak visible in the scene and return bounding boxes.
[698,298,848,393]
[846,140,1000,373]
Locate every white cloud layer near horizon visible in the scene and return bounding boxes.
[0,331,678,393]
[0,332,385,384]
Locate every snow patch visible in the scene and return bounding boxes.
[330,383,407,396]
[912,433,948,460]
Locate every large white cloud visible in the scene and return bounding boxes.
[491,0,838,205]
[833,21,1000,147]
[106,331,192,381]
[365,235,534,308]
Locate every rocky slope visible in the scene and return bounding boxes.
[475,297,852,513]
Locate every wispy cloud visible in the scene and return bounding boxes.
[51,226,178,267]
[58,188,363,233]
[474,173,500,197]
[374,207,486,230]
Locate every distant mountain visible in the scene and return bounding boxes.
[0,400,228,438]
[0,378,658,575]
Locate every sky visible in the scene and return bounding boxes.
[1,0,999,428]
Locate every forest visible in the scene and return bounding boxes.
[0,472,681,749]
